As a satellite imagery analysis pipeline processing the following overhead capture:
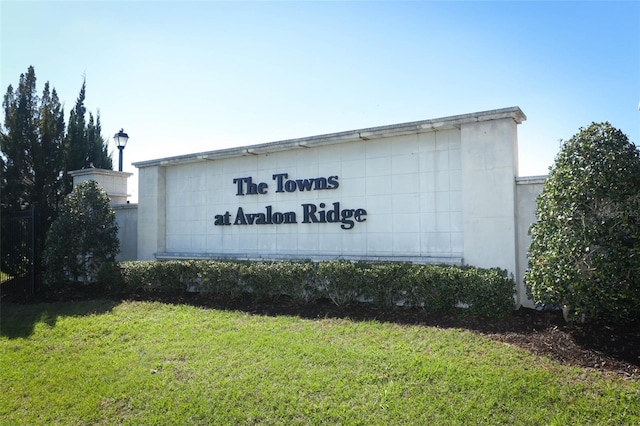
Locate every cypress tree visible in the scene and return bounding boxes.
[1,66,66,275]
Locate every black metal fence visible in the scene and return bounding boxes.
[1,209,36,298]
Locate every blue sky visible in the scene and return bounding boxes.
[2,1,639,201]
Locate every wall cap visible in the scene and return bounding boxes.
[134,107,526,168]
[516,175,547,185]
[154,252,464,266]
[68,168,133,178]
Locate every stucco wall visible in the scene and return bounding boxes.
[460,118,519,274]
[137,166,166,260]
[113,204,138,261]
[515,176,546,308]
[158,129,465,262]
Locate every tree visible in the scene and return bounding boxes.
[63,80,112,193]
[87,112,112,169]
[1,66,66,213]
[63,80,88,177]
[526,122,640,323]
[1,67,66,275]
[43,180,119,286]
[1,66,113,284]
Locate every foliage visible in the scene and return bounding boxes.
[407,264,460,313]
[1,67,66,214]
[63,80,112,192]
[361,262,413,308]
[0,66,65,274]
[317,260,367,306]
[2,300,640,425]
[198,261,244,299]
[1,66,113,281]
[100,260,516,317]
[274,261,318,303]
[458,267,516,316]
[526,122,640,323]
[239,261,318,301]
[43,181,119,286]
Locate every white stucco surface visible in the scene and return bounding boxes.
[515,176,547,308]
[156,128,466,262]
[113,203,138,262]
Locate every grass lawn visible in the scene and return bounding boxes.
[1,299,639,425]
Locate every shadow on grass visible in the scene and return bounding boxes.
[1,297,120,339]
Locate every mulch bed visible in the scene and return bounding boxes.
[4,287,640,381]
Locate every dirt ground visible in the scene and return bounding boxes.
[5,288,640,381]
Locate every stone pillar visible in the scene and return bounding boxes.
[68,168,132,205]
[136,165,166,260]
[460,115,523,295]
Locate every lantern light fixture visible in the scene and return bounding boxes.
[114,129,129,172]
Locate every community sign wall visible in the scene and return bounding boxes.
[133,107,542,307]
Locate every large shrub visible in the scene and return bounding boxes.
[43,180,119,286]
[526,122,640,323]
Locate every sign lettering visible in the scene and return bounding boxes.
[215,172,367,230]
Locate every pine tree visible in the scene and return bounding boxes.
[1,68,66,216]
[37,81,67,217]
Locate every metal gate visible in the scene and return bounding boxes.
[1,209,36,298]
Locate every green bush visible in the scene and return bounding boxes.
[97,261,125,292]
[241,262,280,300]
[120,261,165,292]
[43,181,119,287]
[459,267,515,317]
[526,122,640,323]
[361,262,412,308]
[317,261,366,306]
[405,266,457,313]
[99,260,516,317]
[198,261,243,299]
[277,261,319,303]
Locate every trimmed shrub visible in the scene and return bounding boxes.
[99,259,516,317]
[459,267,515,317]
[317,261,366,306]
[198,261,243,299]
[264,261,319,303]
[362,262,413,308]
[406,266,458,313]
[97,261,125,292]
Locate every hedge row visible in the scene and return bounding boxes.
[99,260,515,317]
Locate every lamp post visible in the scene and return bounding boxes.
[114,129,129,172]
